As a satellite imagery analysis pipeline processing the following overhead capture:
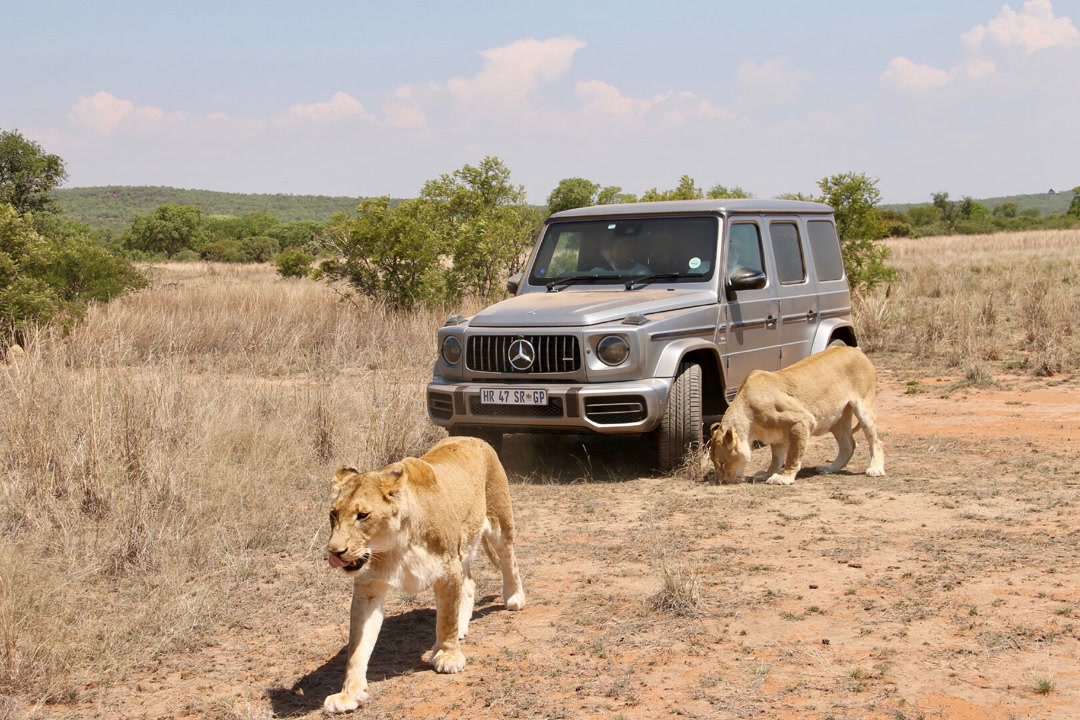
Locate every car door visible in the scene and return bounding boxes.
[721,220,780,399]
[805,218,850,339]
[766,217,817,368]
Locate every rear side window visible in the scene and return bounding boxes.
[726,223,765,277]
[769,222,805,284]
[807,220,845,282]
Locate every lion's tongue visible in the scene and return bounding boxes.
[328,553,348,569]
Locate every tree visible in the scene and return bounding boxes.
[1,204,145,339]
[546,178,601,215]
[707,184,752,199]
[420,156,539,301]
[0,129,68,215]
[992,202,1019,219]
[640,175,704,202]
[931,192,961,231]
[1069,186,1080,218]
[816,172,894,292]
[124,204,209,258]
[319,197,444,309]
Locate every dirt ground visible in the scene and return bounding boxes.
[43,355,1079,720]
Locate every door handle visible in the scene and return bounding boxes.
[766,315,777,329]
[806,309,818,321]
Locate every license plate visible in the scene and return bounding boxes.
[479,388,548,406]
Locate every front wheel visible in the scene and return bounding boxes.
[658,361,702,472]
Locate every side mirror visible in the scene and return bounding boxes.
[725,267,766,301]
[726,267,767,292]
[506,273,522,294]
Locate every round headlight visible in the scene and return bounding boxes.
[441,336,462,365]
[596,335,630,366]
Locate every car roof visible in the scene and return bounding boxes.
[548,198,833,220]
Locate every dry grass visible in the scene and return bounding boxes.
[0,237,1077,717]
[856,229,1079,376]
[0,264,448,704]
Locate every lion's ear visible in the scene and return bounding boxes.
[333,466,359,488]
[709,422,722,436]
[379,465,406,497]
[401,457,438,487]
[723,428,738,448]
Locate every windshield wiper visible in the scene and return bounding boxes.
[624,272,705,290]
[546,274,621,292]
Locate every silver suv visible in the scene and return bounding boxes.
[426,198,857,470]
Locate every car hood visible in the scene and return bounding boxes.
[466,288,718,328]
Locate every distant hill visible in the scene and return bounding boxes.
[53,186,371,232]
[884,190,1073,215]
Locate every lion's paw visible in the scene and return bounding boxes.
[505,591,526,611]
[865,466,885,477]
[431,647,467,673]
[323,689,367,714]
[765,473,796,485]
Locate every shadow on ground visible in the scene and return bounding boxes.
[267,598,507,717]
[499,433,661,483]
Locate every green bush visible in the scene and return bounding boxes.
[239,235,279,263]
[274,249,313,279]
[0,204,146,339]
[199,239,245,262]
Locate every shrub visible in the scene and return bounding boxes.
[274,249,313,279]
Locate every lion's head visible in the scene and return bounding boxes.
[326,463,413,573]
[708,422,751,484]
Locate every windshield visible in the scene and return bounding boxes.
[528,216,720,287]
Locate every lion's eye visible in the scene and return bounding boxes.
[356,511,369,522]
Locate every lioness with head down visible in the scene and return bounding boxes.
[709,345,885,485]
[323,436,526,714]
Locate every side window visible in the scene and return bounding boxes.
[769,222,805,284]
[726,224,765,276]
[807,220,845,281]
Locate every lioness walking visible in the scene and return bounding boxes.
[323,436,526,713]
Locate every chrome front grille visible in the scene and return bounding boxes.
[466,335,580,374]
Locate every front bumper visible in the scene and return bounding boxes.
[426,377,674,435]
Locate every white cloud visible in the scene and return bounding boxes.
[576,80,651,121]
[880,57,951,91]
[447,36,586,115]
[68,91,137,134]
[883,0,1077,92]
[963,0,1079,54]
[284,91,375,124]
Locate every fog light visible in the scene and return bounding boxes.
[441,336,462,365]
[597,335,630,366]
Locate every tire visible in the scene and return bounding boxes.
[828,337,850,348]
[658,361,702,472]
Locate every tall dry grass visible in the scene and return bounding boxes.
[0,264,450,705]
[855,229,1079,376]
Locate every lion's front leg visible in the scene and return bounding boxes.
[430,569,467,673]
[758,443,786,480]
[766,417,811,485]
[324,584,387,714]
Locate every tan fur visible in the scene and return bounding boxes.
[322,436,526,714]
[708,346,885,486]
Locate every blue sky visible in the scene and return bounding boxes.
[2,0,1078,204]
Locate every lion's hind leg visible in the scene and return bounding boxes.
[852,399,885,477]
[818,405,856,474]
[482,522,526,611]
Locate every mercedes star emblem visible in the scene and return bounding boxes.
[507,339,536,371]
